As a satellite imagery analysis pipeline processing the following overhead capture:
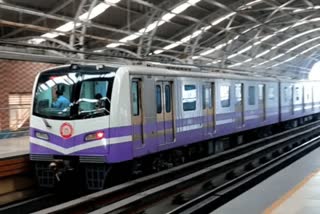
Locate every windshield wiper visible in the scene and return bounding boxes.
[78,109,108,118]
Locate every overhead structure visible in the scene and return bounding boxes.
[1,0,320,78]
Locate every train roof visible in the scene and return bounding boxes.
[38,63,316,83]
[125,65,278,82]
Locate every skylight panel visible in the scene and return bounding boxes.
[162,13,176,22]
[171,3,191,14]
[106,43,122,48]
[106,0,202,48]
[119,33,142,43]
[139,21,165,33]
[211,12,235,26]
[56,22,81,33]
[28,0,119,44]
[79,2,110,20]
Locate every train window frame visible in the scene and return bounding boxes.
[220,85,231,108]
[131,81,140,116]
[183,84,197,111]
[248,86,256,105]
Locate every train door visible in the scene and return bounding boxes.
[235,83,244,128]
[156,81,175,144]
[202,83,215,137]
[131,79,144,149]
[258,84,266,121]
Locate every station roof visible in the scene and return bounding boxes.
[0,0,320,79]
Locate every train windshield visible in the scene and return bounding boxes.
[33,67,115,120]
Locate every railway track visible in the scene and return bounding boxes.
[166,135,320,214]
[8,120,316,214]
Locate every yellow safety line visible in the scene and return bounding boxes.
[263,171,318,214]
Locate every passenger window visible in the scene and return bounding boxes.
[132,81,139,116]
[202,86,206,110]
[258,84,265,101]
[295,87,300,101]
[183,85,197,111]
[220,85,230,108]
[235,84,242,102]
[165,85,171,113]
[208,87,213,109]
[203,85,212,109]
[283,86,288,103]
[305,86,312,102]
[248,86,256,105]
[268,87,275,100]
[156,85,162,113]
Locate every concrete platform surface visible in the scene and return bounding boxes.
[0,136,29,159]
[212,146,320,214]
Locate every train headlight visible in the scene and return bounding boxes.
[35,132,49,140]
[85,131,105,141]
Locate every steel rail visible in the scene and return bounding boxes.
[168,135,320,214]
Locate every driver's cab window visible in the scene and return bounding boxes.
[79,80,109,113]
[51,84,71,108]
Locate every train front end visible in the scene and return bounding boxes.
[30,64,117,190]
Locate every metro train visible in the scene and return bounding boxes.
[30,62,320,190]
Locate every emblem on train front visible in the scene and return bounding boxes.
[60,122,73,139]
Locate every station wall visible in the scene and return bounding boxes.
[0,60,55,131]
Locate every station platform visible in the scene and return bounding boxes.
[0,136,29,159]
[0,136,33,206]
[213,146,320,214]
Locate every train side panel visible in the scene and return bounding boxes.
[108,68,133,163]
[303,82,313,115]
[313,82,320,113]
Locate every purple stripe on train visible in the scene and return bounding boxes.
[30,109,276,151]
[30,106,318,162]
